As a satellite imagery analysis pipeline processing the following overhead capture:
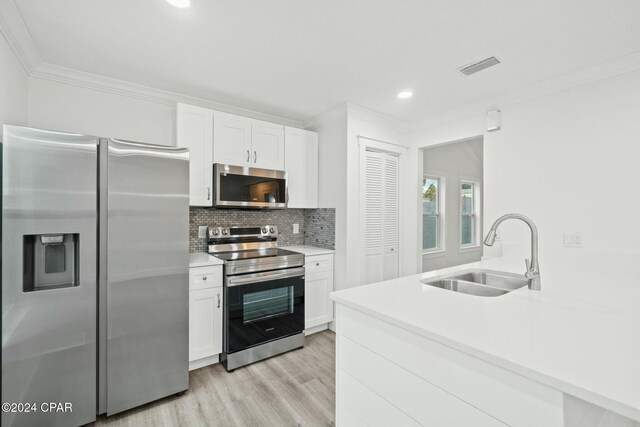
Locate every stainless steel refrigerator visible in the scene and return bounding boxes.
[1,125,190,427]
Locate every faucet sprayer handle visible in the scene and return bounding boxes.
[524,259,536,279]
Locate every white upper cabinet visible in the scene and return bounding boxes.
[213,112,252,167]
[284,127,318,208]
[212,113,284,170]
[251,120,285,170]
[176,103,213,206]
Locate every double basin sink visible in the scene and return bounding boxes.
[421,270,529,297]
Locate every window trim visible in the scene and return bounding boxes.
[422,175,445,254]
[459,179,481,250]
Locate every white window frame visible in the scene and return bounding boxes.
[422,175,445,254]
[459,179,481,250]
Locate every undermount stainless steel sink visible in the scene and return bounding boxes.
[421,269,528,297]
[448,271,529,291]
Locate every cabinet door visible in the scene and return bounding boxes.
[251,120,285,170]
[189,287,223,362]
[176,103,213,206]
[284,127,318,208]
[305,270,334,329]
[213,112,252,167]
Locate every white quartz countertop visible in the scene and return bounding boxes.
[281,245,335,256]
[189,252,224,268]
[330,258,640,421]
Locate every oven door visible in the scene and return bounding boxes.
[213,164,287,209]
[224,267,304,354]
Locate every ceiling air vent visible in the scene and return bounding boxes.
[459,56,501,76]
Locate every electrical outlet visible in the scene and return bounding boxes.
[293,223,299,234]
[563,232,584,248]
[198,226,208,239]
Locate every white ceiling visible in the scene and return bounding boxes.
[14,0,640,122]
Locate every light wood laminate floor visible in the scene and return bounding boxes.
[92,331,336,427]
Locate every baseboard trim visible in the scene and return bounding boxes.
[189,354,219,371]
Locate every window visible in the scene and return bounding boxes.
[460,181,479,247]
[422,177,441,252]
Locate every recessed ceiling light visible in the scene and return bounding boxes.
[166,0,190,8]
[397,90,413,99]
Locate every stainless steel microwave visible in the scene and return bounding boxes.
[212,164,288,209]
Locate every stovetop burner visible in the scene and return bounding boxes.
[207,225,305,275]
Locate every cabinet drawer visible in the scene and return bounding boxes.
[304,254,333,272]
[190,266,222,291]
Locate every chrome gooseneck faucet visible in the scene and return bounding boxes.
[484,213,541,291]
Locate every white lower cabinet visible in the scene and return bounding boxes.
[304,254,334,332]
[189,265,223,370]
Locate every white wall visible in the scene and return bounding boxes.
[28,77,176,145]
[410,68,640,269]
[314,114,348,293]
[0,33,28,127]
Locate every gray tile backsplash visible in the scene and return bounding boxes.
[189,208,335,253]
[303,209,336,250]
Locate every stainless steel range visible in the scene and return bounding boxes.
[208,226,305,371]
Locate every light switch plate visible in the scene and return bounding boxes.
[563,232,584,247]
[293,223,299,234]
[198,226,208,239]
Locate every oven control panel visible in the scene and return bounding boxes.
[208,225,278,240]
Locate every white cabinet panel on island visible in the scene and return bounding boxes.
[284,127,318,208]
[176,103,213,206]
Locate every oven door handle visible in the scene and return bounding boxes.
[225,267,305,287]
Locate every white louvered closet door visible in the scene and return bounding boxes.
[363,150,399,285]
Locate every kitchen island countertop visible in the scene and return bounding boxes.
[331,257,640,421]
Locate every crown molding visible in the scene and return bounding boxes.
[0,1,304,127]
[0,0,42,73]
[4,0,640,134]
[303,103,348,130]
[408,51,640,132]
[31,62,305,127]
[346,103,408,133]
[304,102,409,132]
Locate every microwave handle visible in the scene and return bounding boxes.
[226,267,305,287]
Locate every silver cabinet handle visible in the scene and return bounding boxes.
[246,149,250,162]
[217,293,221,308]
[254,150,257,163]
[207,187,211,200]
[316,262,320,266]
[202,276,207,281]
